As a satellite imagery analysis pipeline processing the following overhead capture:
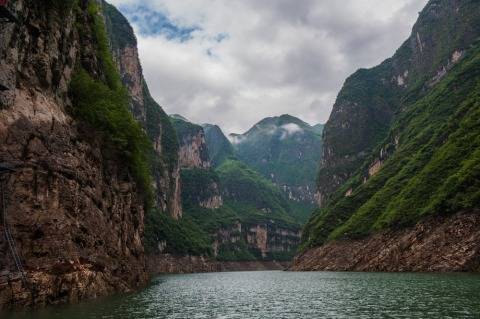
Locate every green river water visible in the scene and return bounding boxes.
[3,271,480,318]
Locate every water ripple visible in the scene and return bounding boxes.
[4,271,480,319]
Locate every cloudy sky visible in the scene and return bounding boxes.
[109,0,429,134]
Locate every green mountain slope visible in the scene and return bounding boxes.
[202,124,235,167]
[302,34,480,249]
[153,116,301,261]
[316,0,480,207]
[230,114,323,208]
[217,159,296,226]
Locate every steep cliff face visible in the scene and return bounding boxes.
[170,115,210,169]
[0,1,149,309]
[210,159,301,261]
[102,1,181,219]
[170,116,223,209]
[180,168,223,209]
[213,221,300,261]
[317,0,480,207]
[299,0,480,271]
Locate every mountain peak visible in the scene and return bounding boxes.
[169,114,189,122]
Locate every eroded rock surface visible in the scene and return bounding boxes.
[292,212,480,272]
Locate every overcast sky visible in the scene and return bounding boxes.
[109,0,429,134]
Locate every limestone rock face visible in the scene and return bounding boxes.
[178,131,210,169]
[171,116,223,210]
[292,212,480,272]
[0,0,177,310]
[0,1,147,310]
[213,222,301,259]
[102,0,182,219]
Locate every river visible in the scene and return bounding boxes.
[4,271,480,318]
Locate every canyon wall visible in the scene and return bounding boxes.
[0,0,180,310]
[102,1,182,219]
[147,254,290,274]
[299,0,480,272]
[316,0,480,207]
[171,116,223,209]
[213,222,300,260]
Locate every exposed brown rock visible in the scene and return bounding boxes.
[291,211,480,272]
[213,222,301,259]
[178,131,210,169]
[0,1,149,310]
[147,254,290,274]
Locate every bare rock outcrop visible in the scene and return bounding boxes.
[291,211,480,272]
[0,0,174,310]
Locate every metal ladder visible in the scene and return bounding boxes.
[1,178,28,287]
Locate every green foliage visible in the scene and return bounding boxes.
[203,124,235,167]
[303,42,480,248]
[233,115,322,188]
[144,210,213,256]
[144,84,179,172]
[316,0,480,207]
[170,117,204,142]
[69,69,154,205]
[216,159,295,225]
[178,159,302,260]
[181,168,220,207]
[184,205,239,234]
[216,241,259,261]
[88,1,122,91]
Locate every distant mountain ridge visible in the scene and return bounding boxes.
[202,123,235,167]
[229,114,323,212]
[160,115,302,262]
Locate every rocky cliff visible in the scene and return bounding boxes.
[293,211,480,272]
[0,0,179,310]
[170,115,210,169]
[170,116,223,209]
[102,1,181,219]
[147,254,290,274]
[213,221,300,261]
[299,0,480,272]
[316,0,480,207]
[210,159,301,261]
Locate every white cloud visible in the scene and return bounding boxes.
[280,123,304,140]
[108,0,429,134]
[281,123,304,135]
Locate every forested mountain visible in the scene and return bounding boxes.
[294,0,480,272]
[152,116,302,263]
[230,115,323,221]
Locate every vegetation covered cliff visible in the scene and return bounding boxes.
[146,116,302,264]
[295,0,480,271]
[0,0,180,309]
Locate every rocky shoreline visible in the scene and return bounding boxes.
[291,211,480,272]
[147,254,291,274]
